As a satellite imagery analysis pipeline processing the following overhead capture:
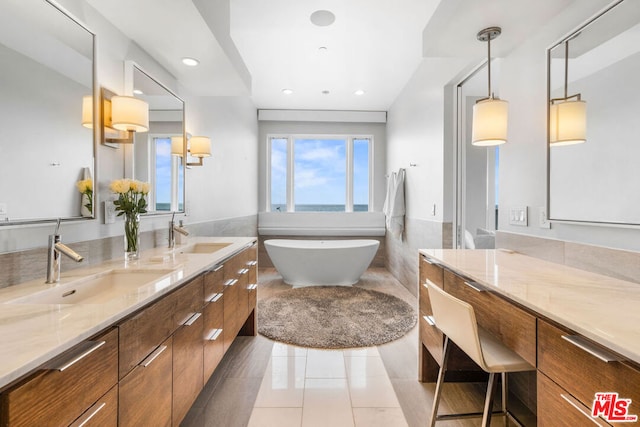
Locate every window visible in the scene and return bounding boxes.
[268,135,372,212]
[152,137,183,212]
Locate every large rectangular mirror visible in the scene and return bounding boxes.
[548,0,640,225]
[0,0,95,225]
[125,62,185,214]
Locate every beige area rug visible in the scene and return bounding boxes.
[257,286,417,349]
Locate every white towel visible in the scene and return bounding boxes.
[383,169,406,239]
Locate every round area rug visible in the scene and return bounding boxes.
[257,286,417,349]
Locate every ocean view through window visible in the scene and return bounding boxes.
[268,135,372,212]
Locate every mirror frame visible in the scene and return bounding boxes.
[545,0,638,227]
[123,61,186,216]
[0,0,98,226]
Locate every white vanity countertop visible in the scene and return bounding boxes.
[420,249,640,365]
[0,236,256,390]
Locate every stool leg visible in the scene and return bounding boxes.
[502,372,508,427]
[429,336,451,427]
[481,372,498,427]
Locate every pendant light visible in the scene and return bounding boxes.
[549,36,586,147]
[472,27,508,146]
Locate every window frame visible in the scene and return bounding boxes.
[266,134,374,213]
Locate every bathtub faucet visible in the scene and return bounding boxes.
[168,212,189,248]
[46,219,84,284]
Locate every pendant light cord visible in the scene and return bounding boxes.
[564,40,569,99]
[487,35,492,98]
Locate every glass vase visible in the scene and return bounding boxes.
[124,213,140,262]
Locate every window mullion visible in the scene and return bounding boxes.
[287,136,294,212]
[346,137,354,212]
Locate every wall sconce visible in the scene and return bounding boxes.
[99,88,149,144]
[171,135,211,166]
[471,27,509,146]
[81,95,93,129]
[550,36,586,147]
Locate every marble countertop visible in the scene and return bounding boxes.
[419,249,640,366]
[0,236,256,390]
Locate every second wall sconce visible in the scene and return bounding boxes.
[89,88,149,144]
[471,27,509,147]
[171,135,211,166]
[549,35,586,147]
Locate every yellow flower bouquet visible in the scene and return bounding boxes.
[110,179,150,260]
[75,178,93,216]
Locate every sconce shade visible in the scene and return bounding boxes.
[111,96,149,132]
[81,95,93,128]
[190,136,211,158]
[171,136,184,156]
[550,100,586,146]
[472,98,508,146]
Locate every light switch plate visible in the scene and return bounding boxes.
[104,200,116,224]
[509,206,528,226]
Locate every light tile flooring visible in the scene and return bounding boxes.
[182,268,532,427]
[247,344,408,427]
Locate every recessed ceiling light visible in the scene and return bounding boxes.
[181,57,199,67]
[133,89,143,95]
[282,88,293,95]
[354,90,365,96]
[322,90,330,95]
[310,10,335,27]
[318,46,328,53]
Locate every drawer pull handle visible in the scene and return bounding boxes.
[224,279,238,287]
[423,315,436,326]
[141,345,168,367]
[247,260,258,266]
[560,393,609,426]
[238,268,250,275]
[183,312,202,326]
[208,329,223,341]
[561,335,622,363]
[247,284,258,291]
[46,340,106,372]
[209,293,223,303]
[464,281,487,292]
[212,264,224,272]
[69,401,107,427]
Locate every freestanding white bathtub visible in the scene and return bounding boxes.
[264,239,380,287]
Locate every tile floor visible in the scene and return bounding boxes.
[247,344,408,427]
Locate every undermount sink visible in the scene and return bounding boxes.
[176,242,232,254]
[6,269,175,305]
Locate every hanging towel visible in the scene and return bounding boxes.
[383,169,406,239]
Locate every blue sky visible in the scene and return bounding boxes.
[155,137,183,209]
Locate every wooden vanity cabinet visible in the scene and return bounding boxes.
[203,264,225,382]
[223,253,243,353]
[118,336,173,427]
[70,385,118,427]
[0,327,118,427]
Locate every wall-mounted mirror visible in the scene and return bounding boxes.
[124,62,185,214]
[0,0,95,225]
[548,0,640,225]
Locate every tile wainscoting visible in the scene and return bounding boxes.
[497,231,640,285]
[0,215,257,289]
[385,217,453,297]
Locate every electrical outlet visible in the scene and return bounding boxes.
[431,203,436,216]
[538,207,551,229]
[509,206,528,226]
[104,200,116,224]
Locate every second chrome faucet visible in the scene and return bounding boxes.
[168,212,189,248]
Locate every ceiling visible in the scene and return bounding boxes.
[88,0,586,111]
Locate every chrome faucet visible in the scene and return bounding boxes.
[168,212,189,248]
[46,219,84,284]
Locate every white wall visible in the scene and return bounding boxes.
[498,0,640,251]
[0,1,257,253]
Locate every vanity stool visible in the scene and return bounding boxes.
[426,283,534,427]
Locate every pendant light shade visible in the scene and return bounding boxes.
[471,27,508,147]
[111,96,149,132]
[171,136,184,156]
[472,98,508,146]
[549,99,586,146]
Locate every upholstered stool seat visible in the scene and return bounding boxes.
[426,283,534,427]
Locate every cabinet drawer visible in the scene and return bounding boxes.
[418,280,439,316]
[204,295,225,381]
[538,372,610,427]
[69,385,118,427]
[444,270,536,366]
[0,328,118,427]
[204,264,225,300]
[119,292,175,379]
[173,311,204,426]
[173,275,204,328]
[538,319,640,418]
[119,336,172,427]
[420,255,444,288]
